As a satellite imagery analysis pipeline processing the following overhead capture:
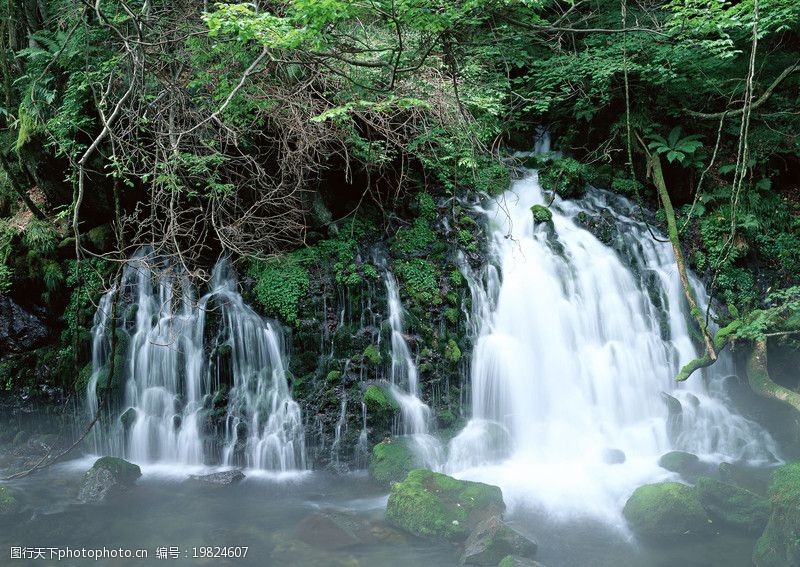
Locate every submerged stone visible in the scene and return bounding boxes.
[369,438,419,486]
[694,476,769,534]
[622,481,711,541]
[293,511,363,550]
[602,448,626,465]
[658,451,700,475]
[497,556,547,567]
[386,469,505,540]
[460,515,537,565]
[753,463,800,567]
[78,456,141,503]
[188,469,245,485]
[0,486,19,515]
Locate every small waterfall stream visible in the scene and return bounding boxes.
[383,271,442,466]
[87,249,306,471]
[446,170,778,525]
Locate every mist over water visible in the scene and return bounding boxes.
[446,170,778,527]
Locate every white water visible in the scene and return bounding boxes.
[446,170,778,527]
[384,272,442,466]
[86,250,305,471]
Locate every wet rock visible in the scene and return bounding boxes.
[188,470,245,485]
[386,469,505,541]
[754,463,800,567]
[719,461,772,495]
[0,485,20,515]
[0,295,48,353]
[292,511,363,550]
[660,392,683,444]
[658,451,701,475]
[369,437,419,486]
[694,476,769,534]
[77,456,141,503]
[623,481,711,542]
[460,515,537,565]
[602,448,626,465]
[497,556,547,567]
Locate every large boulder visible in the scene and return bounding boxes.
[369,438,419,486]
[77,456,141,503]
[754,463,800,567]
[460,516,537,565]
[188,469,245,486]
[0,485,19,515]
[658,451,702,476]
[695,476,770,534]
[623,481,711,542]
[386,469,505,540]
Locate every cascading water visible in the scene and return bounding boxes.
[446,169,778,526]
[383,271,442,466]
[86,249,305,471]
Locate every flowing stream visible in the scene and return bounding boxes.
[446,168,778,526]
[86,250,306,471]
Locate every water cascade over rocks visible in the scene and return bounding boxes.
[383,271,442,467]
[446,169,779,526]
[87,249,306,471]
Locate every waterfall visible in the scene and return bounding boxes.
[86,249,306,471]
[446,170,778,525]
[383,271,442,466]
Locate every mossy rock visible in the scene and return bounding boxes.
[530,205,552,225]
[0,486,19,515]
[369,438,419,486]
[754,463,800,567]
[622,482,711,542]
[658,451,700,475]
[498,555,546,567]
[538,157,586,199]
[694,476,769,534]
[78,456,142,503]
[385,469,505,541]
[363,344,382,366]
[460,515,537,565]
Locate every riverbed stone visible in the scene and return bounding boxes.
[188,469,245,485]
[293,511,363,550]
[77,456,141,503]
[386,469,505,540]
[497,556,547,567]
[695,476,770,534]
[0,485,19,515]
[753,463,800,567]
[623,481,711,541]
[369,437,419,485]
[460,515,537,565]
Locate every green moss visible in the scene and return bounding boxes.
[364,384,399,433]
[444,339,461,364]
[0,486,19,515]
[538,157,587,199]
[385,469,505,540]
[395,259,441,306]
[393,218,437,257]
[363,344,382,366]
[694,476,770,534]
[754,463,800,567]
[472,158,510,197]
[369,438,418,485]
[444,307,459,324]
[622,482,710,541]
[530,204,552,224]
[249,257,309,325]
[326,370,341,383]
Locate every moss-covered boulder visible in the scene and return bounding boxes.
[695,476,770,534]
[460,515,537,565]
[754,463,800,567]
[530,205,552,225]
[622,482,711,542]
[78,456,141,503]
[538,157,587,199]
[0,486,19,515]
[369,438,419,486]
[386,469,505,540]
[658,451,701,475]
